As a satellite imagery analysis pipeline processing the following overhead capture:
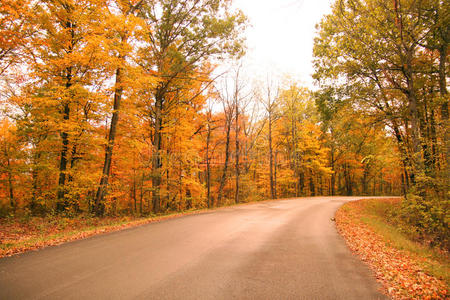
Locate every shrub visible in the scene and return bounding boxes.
[391,194,450,250]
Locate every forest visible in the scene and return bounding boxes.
[0,0,448,247]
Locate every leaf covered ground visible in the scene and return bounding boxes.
[336,198,449,299]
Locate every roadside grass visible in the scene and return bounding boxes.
[359,199,449,286]
[336,198,449,299]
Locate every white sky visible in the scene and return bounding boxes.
[230,0,334,89]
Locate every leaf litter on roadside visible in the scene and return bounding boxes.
[335,199,448,300]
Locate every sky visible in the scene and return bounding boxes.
[230,0,334,88]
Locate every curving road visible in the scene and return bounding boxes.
[0,197,387,299]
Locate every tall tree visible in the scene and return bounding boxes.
[138,0,246,212]
[261,83,279,199]
[314,0,448,194]
[216,85,234,205]
[0,120,21,210]
[30,0,107,210]
[94,0,146,216]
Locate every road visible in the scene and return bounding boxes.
[0,197,387,299]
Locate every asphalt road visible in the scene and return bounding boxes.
[0,197,388,300]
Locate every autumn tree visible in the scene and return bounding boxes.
[203,98,218,208]
[0,0,412,221]
[259,81,280,199]
[138,0,246,212]
[27,0,108,211]
[0,0,34,76]
[216,80,235,206]
[94,0,147,216]
[314,0,448,244]
[314,0,448,190]
[0,120,22,210]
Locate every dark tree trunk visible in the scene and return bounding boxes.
[439,45,448,120]
[140,174,144,215]
[392,122,414,187]
[57,102,70,211]
[319,175,323,196]
[419,107,434,176]
[373,176,376,196]
[330,147,336,196]
[30,152,41,212]
[152,91,163,213]
[95,66,124,216]
[379,172,383,195]
[56,29,74,211]
[290,112,299,197]
[274,151,277,198]
[362,166,369,195]
[344,164,352,196]
[235,102,240,204]
[206,123,212,207]
[68,143,78,181]
[309,169,315,196]
[299,172,304,196]
[132,170,137,214]
[268,114,275,199]
[438,45,449,179]
[429,109,438,168]
[217,117,232,205]
[405,59,422,176]
[6,154,14,210]
[296,174,302,197]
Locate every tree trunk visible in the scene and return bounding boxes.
[439,45,449,180]
[401,173,406,196]
[268,113,275,199]
[296,174,301,197]
[206,123,212,207]
[132,170,137,214]
[152,91,163,213]
[30,152,41,212]
[234,101,240,204]
[6,155,14,210]
[419,106,434,176]
[57,102,70,210]
[319,175,323,195]
[439,45,448,120]
[95,65,124,216]
[362,166,369,195]
[392,121,413,186]
[140,173,144,215]
[274,151,277,198]
[405,58,422,177]
[299,171,304,196]
[330,147,335,196]
[68,143,78,183]
[56,41,73,212]
[309,169,315,196]
[373,175,376,195]
[217,117,232,205]
[379,172,383,195]
[344,163,352,196]
[291,112,299,197]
